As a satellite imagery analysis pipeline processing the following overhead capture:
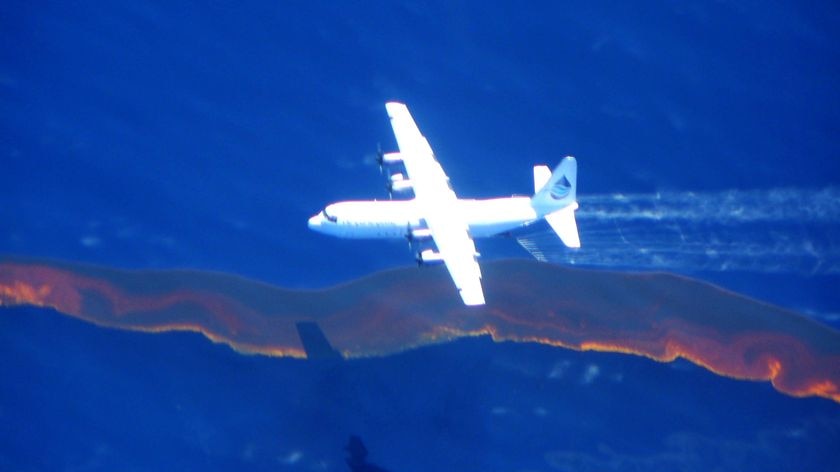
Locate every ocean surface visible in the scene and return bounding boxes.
[2,1,839,470]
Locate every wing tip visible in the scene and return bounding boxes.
[459,288,486,306]
[385,101,408,116]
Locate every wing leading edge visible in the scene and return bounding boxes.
[385,102,485,306]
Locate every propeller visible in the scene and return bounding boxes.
[379,143,394,198]
[405,223,414,251]
[376,143,384,174]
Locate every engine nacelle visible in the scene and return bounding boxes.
[409,228,433,241]
[380,152,402,164]
[416,249,445,266]
[387,173,413,193]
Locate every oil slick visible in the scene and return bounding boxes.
[1,256,838,403]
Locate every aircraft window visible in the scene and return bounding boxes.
[322,210,337,223]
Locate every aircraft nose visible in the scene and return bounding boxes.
[308,214,323,230]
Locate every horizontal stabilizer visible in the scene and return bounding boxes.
[545,203,581,248]
[533,165,551,193]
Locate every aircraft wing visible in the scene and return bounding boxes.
[385,102,485,306]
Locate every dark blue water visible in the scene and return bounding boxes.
[2,306,838,471]
[2,1,839,469]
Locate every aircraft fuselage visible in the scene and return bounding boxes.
[308,197,539,239]
[308,102,580,305]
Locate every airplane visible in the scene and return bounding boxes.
[308,102,581,306]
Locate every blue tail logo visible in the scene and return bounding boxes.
[550,175,572,200]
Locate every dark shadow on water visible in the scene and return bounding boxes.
[346,435,391,472]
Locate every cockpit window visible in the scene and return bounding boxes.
[322,209,337,223]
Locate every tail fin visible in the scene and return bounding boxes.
[532,156,577,209]
[531,156,581,248]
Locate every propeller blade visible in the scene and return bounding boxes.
[376,143,384,174]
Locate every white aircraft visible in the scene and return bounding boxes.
[308,102,581,306]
